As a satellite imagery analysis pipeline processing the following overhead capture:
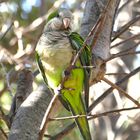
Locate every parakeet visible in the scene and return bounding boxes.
[36,9,91,140]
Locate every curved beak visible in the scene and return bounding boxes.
[63,18,71,29]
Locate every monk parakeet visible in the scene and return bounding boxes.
[36,9,91,140]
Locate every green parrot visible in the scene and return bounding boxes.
[36,9,92,140]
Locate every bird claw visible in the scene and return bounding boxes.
[54,85,62,95]
[54,84,75,95]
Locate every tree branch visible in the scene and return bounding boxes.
[81,0,120,84]
[50,106,139,121]
[88,66,140,113]
[8,85,53,140]
[39,93,59,140]
[102,77,140,107]
[112,15,140,42]
[111,33,140,48]
[7,68,53,140]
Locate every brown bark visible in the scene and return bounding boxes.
[81,0,120,84]
[8,85,53,140]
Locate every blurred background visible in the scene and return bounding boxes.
[0,0,140,140]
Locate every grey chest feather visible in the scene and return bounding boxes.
[37,36,74,69]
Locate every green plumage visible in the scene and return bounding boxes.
[36,9,91,140]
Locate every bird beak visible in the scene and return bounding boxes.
[63,18,70,29]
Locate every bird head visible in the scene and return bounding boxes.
[45,9,73,31]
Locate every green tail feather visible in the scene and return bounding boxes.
[62,92,92,140]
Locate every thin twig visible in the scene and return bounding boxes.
[16,0,65,35]
[0,45,22,65]
[107,50,140,62]
[114,50,140,58]
[88,66,140,113]
[0,127,8,139]
[102,77,140,107]
[111,33,140,48]
[49,114,86,121]
[112,16,140,42]
[71,0,113,66]
[90,0,114,49]
[90,13,106,49]
[0,22,13,41]
[50,106,139,121]
[88,106,140,120]
[39,93,59,140]
[71,16,101,66]
[114,41,140,55]
[50,106,140,140]
[107,41,140,62]
[117,0,133,15]
[105,72,128,76]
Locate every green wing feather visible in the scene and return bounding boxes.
[35,52,48,86]
[36,52,54,94]
[69,32,91,67]
[69,32,91,108]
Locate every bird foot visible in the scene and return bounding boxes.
[54,84,75,95]
[53,85,62,95]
